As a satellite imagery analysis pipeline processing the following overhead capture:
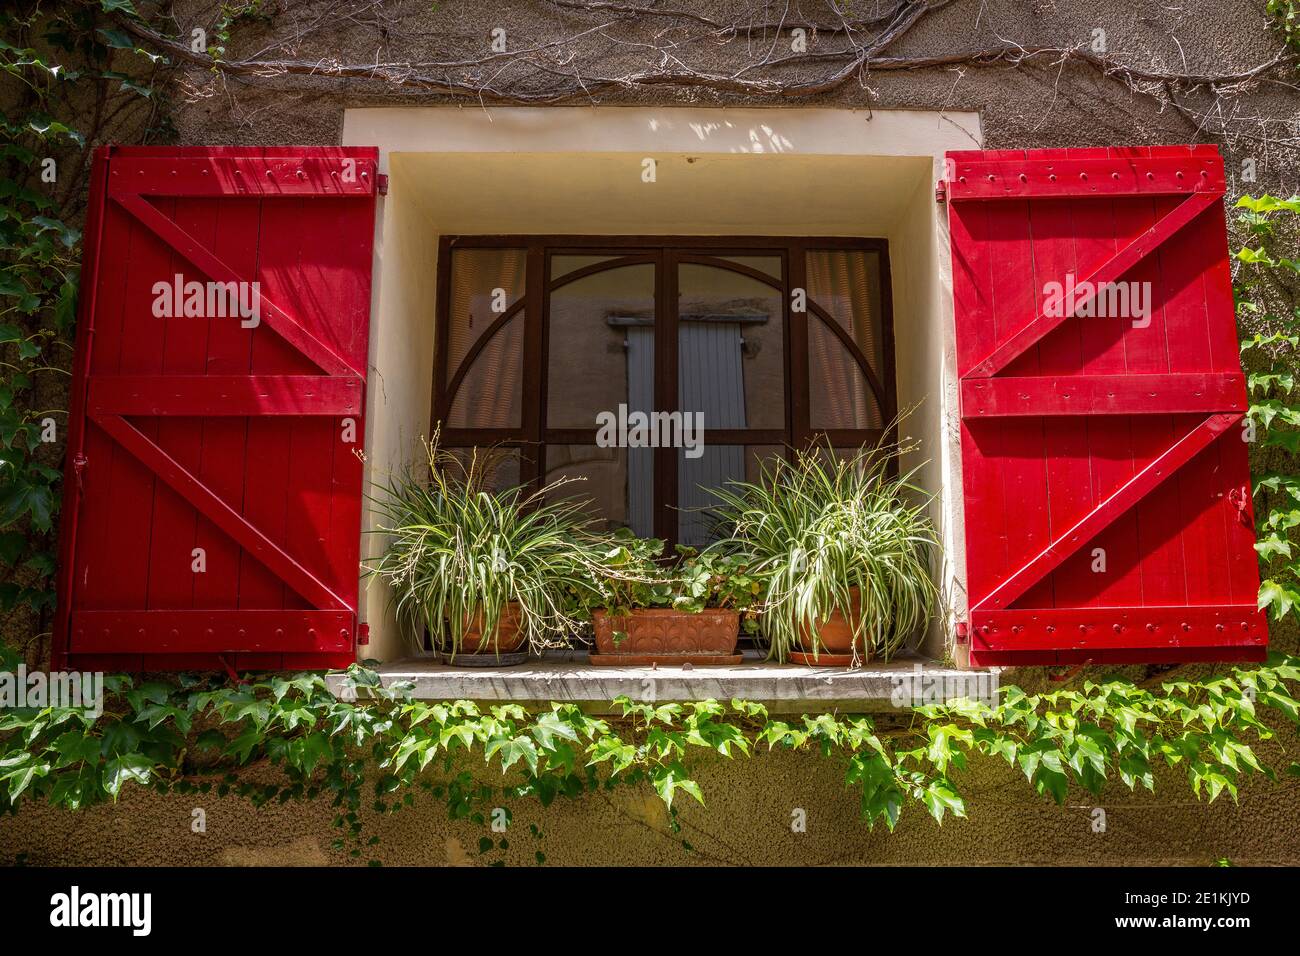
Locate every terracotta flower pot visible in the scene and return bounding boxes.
[589,608,741,666]
[792,588,869,666]
[445,602,526,661]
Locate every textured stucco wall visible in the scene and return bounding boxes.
[9,0,1300,865]
[164,0,1299,193]
[6,725,1300,866]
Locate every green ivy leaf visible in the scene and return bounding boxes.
[485,735,538,775]
[0,483,53,530]
[650,762,703,808]
[921,779,966,824]
[103,753,152,798]
[96,28,136,49]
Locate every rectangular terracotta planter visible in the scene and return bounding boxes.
[589,608,742,665]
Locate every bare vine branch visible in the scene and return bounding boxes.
[114,8,1298,108]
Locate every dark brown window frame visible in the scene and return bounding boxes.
[432,235,897,544]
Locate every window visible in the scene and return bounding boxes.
[433,237,896,546]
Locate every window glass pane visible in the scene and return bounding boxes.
[550,255,617,281]
[445,248,526,428]
[719,255,782,280]
[677,262,784,431]
[806,249,886,430]
[547,263,656,429]
[678,444,784,547]
[436,242,891,547]
[544,444,651,537]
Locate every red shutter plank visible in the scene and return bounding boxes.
[971,605,1265,652]
[88,375,364,416]
[947,146,1267,666]
[961,373,1246,417]
[145,198,214,625]
[947,154,1226,200]
[53,146,378,672]
[71,610,353,653]
[976,414,1239,613]
[969,190,1218,379]
[93,413,349,611]
[115,192,357,378]
[194,195,262,631]
[107,154,377,198]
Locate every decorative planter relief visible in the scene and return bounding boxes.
[590,608,741,666]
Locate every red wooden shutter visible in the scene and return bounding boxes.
[53,146,378,671]
[946,145,1267,666]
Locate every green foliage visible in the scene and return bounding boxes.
[0,4,164,649]
[4,640,1299,862]
[580,528,668,614]
[670,546,763,613]
[211,0,272,61]
[0,22,78,628]
[368,444,771,653]
[710,442,939,662]
[1236,195,1300,627]
[584,529,763,615]
[1267,0,1300,53]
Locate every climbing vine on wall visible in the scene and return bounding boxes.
[0,2,164,663]
[1268,0,1300,53]
[1237,195,1300,631]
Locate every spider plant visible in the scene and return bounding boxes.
[365,440,609,657]
[710,442,939,663]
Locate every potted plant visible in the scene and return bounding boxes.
[585,530,760,666]
[711,443,939,666]
[365,441,608,665]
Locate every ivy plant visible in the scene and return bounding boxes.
[1237,195,1300,628]
[0,1,165,659]
[4,638,1299,864]
[0,6,1299,867]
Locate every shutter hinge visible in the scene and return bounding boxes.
[935,179,948,204]
[357,622,370,646]
[377,173,388,196]
[1049,662,1090,683]
[72,451,89,492]
[1228,485,1251,526]
[218,655,247,685]
[954,620,969,645]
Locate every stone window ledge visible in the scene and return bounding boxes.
[326,650,997,713]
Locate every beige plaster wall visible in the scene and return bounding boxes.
[349,107,980,661]
[888,170,967,658]
[357,164,441,661]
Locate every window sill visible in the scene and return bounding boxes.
[326,649,995,713]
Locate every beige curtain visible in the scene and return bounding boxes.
[446,248,526,429]
[805,250,884,430]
